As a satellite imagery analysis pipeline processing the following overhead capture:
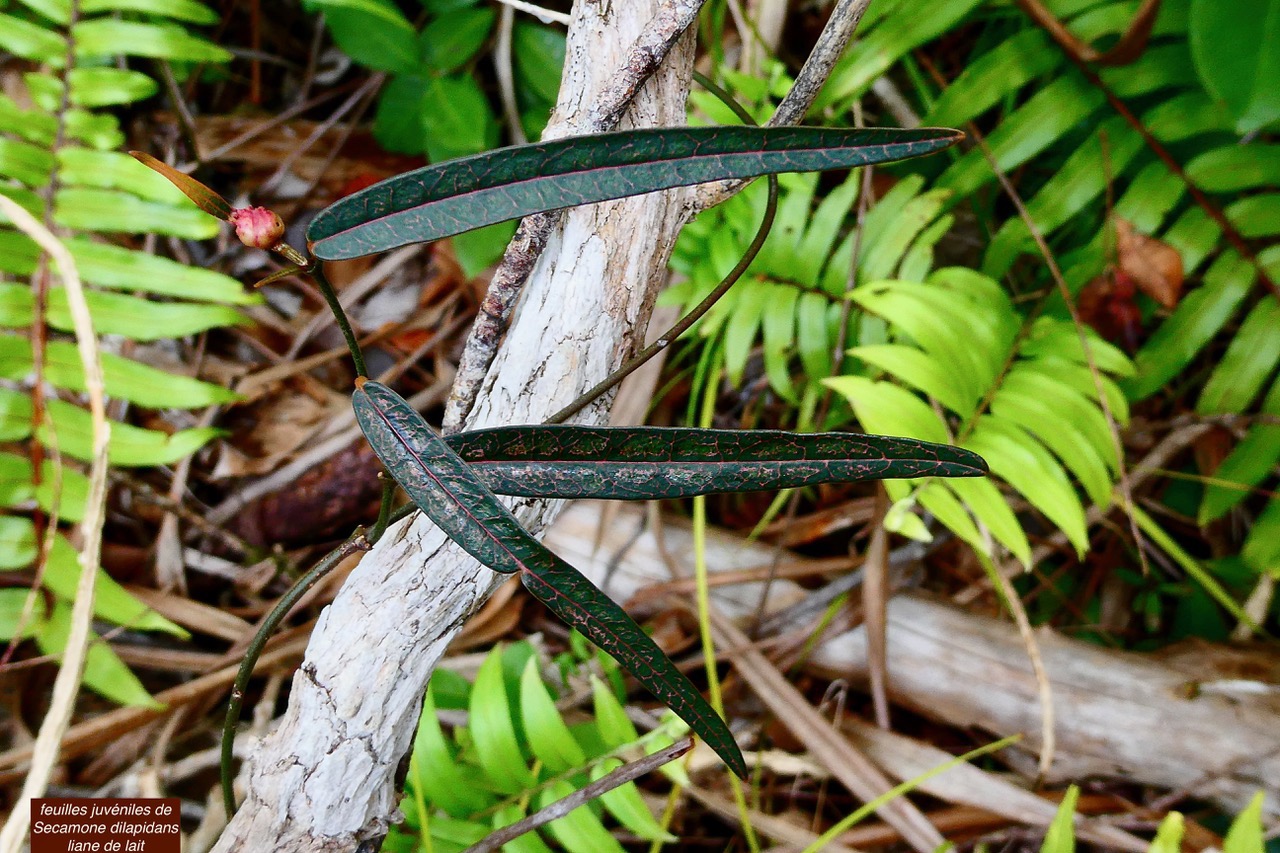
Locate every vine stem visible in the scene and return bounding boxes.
[308,261,368,378]
[220,528,373,815]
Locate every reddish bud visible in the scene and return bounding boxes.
[229,207,285,250]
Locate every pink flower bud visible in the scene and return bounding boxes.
[229,207,285,250]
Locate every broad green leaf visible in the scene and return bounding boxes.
[419,6,495,72]
[815,0,983,109]
[420,75,498,164]
[1000,368,1116,469]
[859,189,951,283]
[990,388,1114,506]
[0,388,33,440]
[537,780,626,853]
[851,343,972,415]
[513,20,564,105]
[42,533,186,636]
[372,74,429,155]
[425,816,489,852]
[592,674,688,787]
[1227,193,1280,239]
[722,280,768,387]
[519,656,586,772]
[411,681,495,817]
[1222,792,1265,853]
[33,461,90,523]
[796,292,833,379]
[1022,317,1135,379]
[353,381,748,777]
[445,423,984,500]
[759,283,799,403]
[36,601,162,707]
[1041,785,1079,853]
[451,221,517,279]
[72,19,231,62]
[12,0,70,24]
[470,646,535,792]
[313,0,417,74]
[1189,0,1280,133]
[0,336,238,408]
[308,126,962,259]
[925,28,1059,127]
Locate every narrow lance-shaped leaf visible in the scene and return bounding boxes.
[308,126,963,259]
[352,380,748,778]
[446,425,987,500]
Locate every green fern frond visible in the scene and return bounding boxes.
[0,0,243,704]
[826,268,1134,565]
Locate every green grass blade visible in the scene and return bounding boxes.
[308,126,962,259]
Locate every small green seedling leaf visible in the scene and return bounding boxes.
[308,125,962,259]
[1223,792,1265,853]
[1148,812,1184,853]
[352,380,748,778]
[1042,785,1079,853]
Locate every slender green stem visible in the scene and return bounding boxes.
[220,528,372,816]
[310,261,368,378]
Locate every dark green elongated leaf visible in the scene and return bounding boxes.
[445,425,987,500]
[352,380,747,778]
[308,126,962,259]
